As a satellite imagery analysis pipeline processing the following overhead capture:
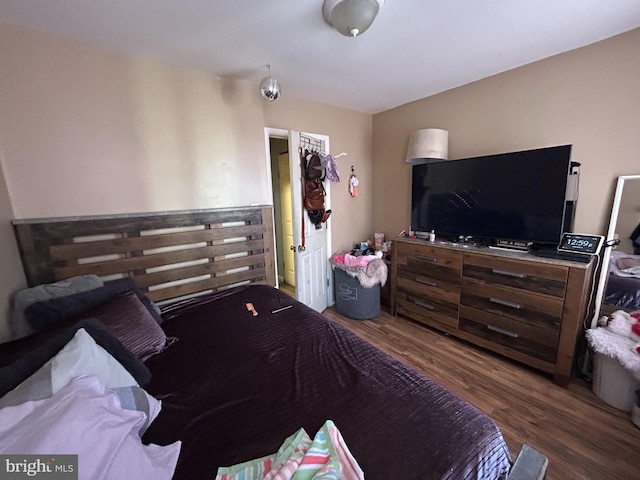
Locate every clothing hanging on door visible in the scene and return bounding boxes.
[320,153,340,182]
[300,148,332,231]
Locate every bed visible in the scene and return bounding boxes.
[2,206,544,479]
[604,251,640,311]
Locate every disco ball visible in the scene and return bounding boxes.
[259,76,281,102]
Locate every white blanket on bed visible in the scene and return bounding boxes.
[0,375,181,480]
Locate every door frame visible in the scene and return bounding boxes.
[264,127,334,306]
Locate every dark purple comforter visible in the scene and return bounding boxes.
[143,285,511,479]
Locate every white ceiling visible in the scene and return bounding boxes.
[1,0,640,114]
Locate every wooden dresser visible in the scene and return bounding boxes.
[390,238,595,387]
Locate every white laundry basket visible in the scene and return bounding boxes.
[592,353,640,412]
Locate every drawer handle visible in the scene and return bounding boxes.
[487,324,519,338]
[415,276,437,287]
[414,300,435,311]
[490,297,522,310]
[416,254,437,263]
[492,268,526,279]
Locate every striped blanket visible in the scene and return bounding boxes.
[215,420,364,480]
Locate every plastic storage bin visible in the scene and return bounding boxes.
[334,268,380,320]
[592,353,640,412]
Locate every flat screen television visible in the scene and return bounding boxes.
[411,145,574,246]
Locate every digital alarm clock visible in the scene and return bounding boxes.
[557,233,604,256]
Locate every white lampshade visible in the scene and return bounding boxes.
[406,129,449,164]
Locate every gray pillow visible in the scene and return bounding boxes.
[11,275,104,340]
[25,278,163,330]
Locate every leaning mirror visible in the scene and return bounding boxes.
[592,174,640,327]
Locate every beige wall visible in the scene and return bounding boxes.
[0,25,269,218]
[0,24,374,340]
[372,28,640,241]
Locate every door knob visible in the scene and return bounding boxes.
[298,245,306,252]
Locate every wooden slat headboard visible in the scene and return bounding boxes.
[12,206,276,305]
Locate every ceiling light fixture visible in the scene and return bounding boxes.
[322,0,384,37]
[259,64,281,102]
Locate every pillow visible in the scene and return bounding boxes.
[10,274,104,339]
[25,277,163,332]
[0,375,181,479]
[0,318,151,396]
[0,329,160,435]
[74,290,171,361]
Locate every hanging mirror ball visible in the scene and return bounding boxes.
[259,76,281,101]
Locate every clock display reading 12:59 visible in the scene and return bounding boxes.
[557,233,605,255]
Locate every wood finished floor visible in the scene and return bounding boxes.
[322,306,640,480]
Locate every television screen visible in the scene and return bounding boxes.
[411,145,573,245]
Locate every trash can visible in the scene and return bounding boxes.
[334,268,380,320]
[592,352,640,412]
[586,326,640,412]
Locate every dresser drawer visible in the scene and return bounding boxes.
[459,305,559,365]
[397,294,458,330]
[462,253,568,298]
[397,268,460,303]
[460,278,564,324]
[397,242,463,272]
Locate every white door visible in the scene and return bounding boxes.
[288,130,330,312]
